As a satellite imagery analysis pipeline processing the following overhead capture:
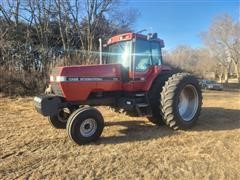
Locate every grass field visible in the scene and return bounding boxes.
[0,91,240,179]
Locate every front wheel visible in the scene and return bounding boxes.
[161,73,202,130]
[48,106,79,129]
[48,108,72,129]
[66,107,104,145]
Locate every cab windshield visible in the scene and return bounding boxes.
[106,41,132,68]
[106,39,162,70]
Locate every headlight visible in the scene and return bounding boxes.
[56,76,67,82]
[50,75,54,82]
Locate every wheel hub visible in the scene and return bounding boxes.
[80,118,97,137]
[178,85,199,122]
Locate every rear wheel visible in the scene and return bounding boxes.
[160,73,202,130]
[67,107,104,145]
[148,73,172,125]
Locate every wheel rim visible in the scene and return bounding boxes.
[80,118,97,137]
[57,108,71,123]
[178,85,199,122]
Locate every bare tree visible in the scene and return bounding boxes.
[201,14,240,83]
[0,0,139,96]
[231,21,240,82]
[164,45,199,72]
[83,0,112,62]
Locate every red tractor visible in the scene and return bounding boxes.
[34,32,202,145]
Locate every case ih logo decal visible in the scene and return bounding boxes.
[67,77,119,81]
[51,76,119,82]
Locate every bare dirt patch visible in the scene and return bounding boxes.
[0,91,240,179]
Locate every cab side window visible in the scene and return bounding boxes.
[151,42,161,65]
[135,40,151,71]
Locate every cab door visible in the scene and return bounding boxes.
[130,39,162,91]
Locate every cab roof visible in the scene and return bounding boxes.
[107,32,165,47]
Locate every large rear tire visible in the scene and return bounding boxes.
[148,73,173,125]
[161,73,202,130]
[67,107,104,145]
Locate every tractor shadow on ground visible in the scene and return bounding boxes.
[99,107,240,145]
[192,107,240,131]
[99,120,177,145]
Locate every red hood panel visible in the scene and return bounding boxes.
[50,64,123,101]
[59,64,122,77]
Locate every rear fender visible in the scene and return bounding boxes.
[144,65,172,91]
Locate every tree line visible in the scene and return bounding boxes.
[0,1,239,96]
[0,0,138,95]
[165,14,240,84]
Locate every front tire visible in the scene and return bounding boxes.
[48,108,72,129]
[161,73,202,130]
[48,106,79,129]
[67,107,104,145]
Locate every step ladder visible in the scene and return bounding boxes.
[134,93,152,117]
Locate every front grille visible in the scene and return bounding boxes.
[50,67,63,96]
[51,82,63,96]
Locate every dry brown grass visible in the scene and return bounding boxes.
[0,91,240,179]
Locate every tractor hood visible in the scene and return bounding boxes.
[50,64,122,82]
[49,64,123,101]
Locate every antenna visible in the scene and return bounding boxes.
[136,27,153,34]
[136,29,147,34]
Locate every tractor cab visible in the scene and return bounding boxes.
[105,32,167,91]
[106,32,164,74]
